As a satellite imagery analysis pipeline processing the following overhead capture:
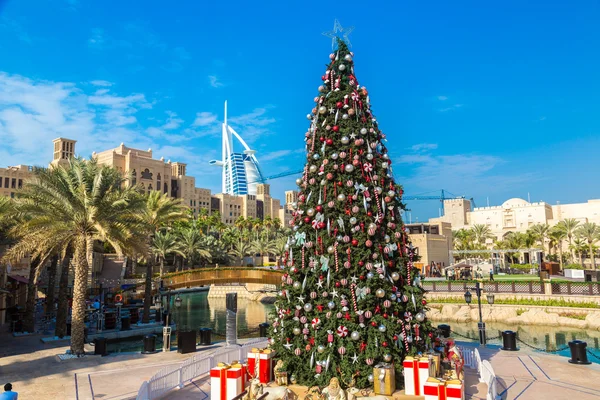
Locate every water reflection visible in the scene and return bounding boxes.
[441,320,600,362]
[171,291,274,335]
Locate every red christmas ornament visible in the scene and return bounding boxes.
[319,136,325,142]
[422,299,427,305]
[383,313,388,319]
[388,261,394,267]
[332,125,340,132]
[316,205,323,213]
[336,101,343,108]
[304,217,311,224]
[371,321,377,327]
[382,341,388,347]
[367,211,372,217]
[358,261,364,267]
[335,281,341,288]
[319,222,326,229]
[351,239,359,246]
[393,335,398,341]
[359,275,365,280]
[326,138,333,146]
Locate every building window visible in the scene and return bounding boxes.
[3,177,8,188]
[164,182,168,194]
[18,179,22,189]
[148,184,153,191]
[190,200,193,206]
[132,177,137,185]
[10,192,14,198]
[141,168,153,180]
[11,178,16,189]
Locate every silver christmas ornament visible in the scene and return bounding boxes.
[309,165,318,173]
[376,289,385,298]
[366,153,373,160]
[327,301,336,309]
[378,324,386,333]
[317,345,326,353]
[295,178,302,185]
[360,128,368,134]
[293,327,301,335]
[350,331,360,341]
[313,153,320,160]
[415,312,426,322]
[339,64,346,71]
[344,54,353,62]
[327,245,335,254]
[304,303,313,312]
[341,136,350,144]
[307,208,315,216]
[293,281,301,289]
[368,374,374,383]
[383,353,392,362]
[331,153,339,160]
[342,113,349,120]
[318,106,327,114]
[391,272,400,281]
[318,85,326,92]
[367,272,374,279]
[337,193,346,201]
[345,164,354,173]
[350,217,357,224]
[307,114,313,120]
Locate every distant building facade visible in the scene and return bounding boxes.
[432,197,600,240]
[406,221,452,274]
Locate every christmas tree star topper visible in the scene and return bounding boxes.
[322,19,355,50]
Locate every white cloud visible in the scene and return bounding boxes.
[395,147,538,197]
[88,28,106,47]
[437,96,448,101]
[193,111,218,127]
[228,107,277,142]
[410,143,438,152]
[162,111,183,130]
[261,148,304,162]
[208,75,224,88]
[90,80,113,87]
[439,104,463,112]
[173,46,191,61]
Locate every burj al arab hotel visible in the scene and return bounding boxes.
[209,101,265,195]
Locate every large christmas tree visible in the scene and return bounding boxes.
[269,37,435,389]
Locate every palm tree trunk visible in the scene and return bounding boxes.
[55,257,71,338]
[23,258,39,333]
[579,252,584,267]
[142,261,153,323]
[45,255,58,314]
[558,246,564,272]
[160,258,165,278]
[591,244,596,270]
[71,238,90,355]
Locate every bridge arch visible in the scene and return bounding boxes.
[162,267,285,289]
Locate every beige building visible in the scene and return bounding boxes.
[406,221,452,274]
[1,138,292,227]
[93,143,212,216]
[433,197,600,240]
[285,190,299,210]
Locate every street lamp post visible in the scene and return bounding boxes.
[464,282,495,345]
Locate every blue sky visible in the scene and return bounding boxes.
[1,0,599,221]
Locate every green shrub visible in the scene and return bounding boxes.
[429,296,600,309]
[565,263,585,270]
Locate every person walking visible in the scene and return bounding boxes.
[1,383,18,399]
[489,267,494,281]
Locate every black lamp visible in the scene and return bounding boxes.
[464,290,472,304]
[175,296,182,308]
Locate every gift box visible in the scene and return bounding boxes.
[423,377,464,400]
[373,363,396,396]
[403,356,430,396]
[210,362,248,400]
[247,348,275,384]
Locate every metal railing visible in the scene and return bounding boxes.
[473,348,500,400]
[136,338,268,400]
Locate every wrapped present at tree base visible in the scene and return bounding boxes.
[423,377,464,400]
[373,362,395,396]
[403,356,430,396]
[247,348,276,384]
[210,362,248,400]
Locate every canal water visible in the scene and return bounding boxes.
[107,290,274,353]
[440,319,600,363]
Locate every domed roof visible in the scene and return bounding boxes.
[502,198,530,208]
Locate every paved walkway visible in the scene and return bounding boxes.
[3,329,600,400]
[484,345,600,399]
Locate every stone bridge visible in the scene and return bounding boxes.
[162,267,285,290]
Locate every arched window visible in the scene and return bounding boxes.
[141,168,153,180]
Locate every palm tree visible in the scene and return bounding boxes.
[152,231,184,277]
[570,238,587,266]
[576,222,600,269]
[4,158,146,354]
[556,218,581,262]
[251,236,277,266]
[138,191,187,323]
[471,224,494,246]
[229,239,253,264]
[178,227,211,269]
[274,236,288,268]
[528,223,550,258]
[549,227,567,271]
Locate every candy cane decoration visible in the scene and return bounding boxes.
[407,247,414,286]
[334,242,339,272]
[401,323,410,352]
[373,189,383,221]
[350,283,358,313]
[302,247,306,270]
